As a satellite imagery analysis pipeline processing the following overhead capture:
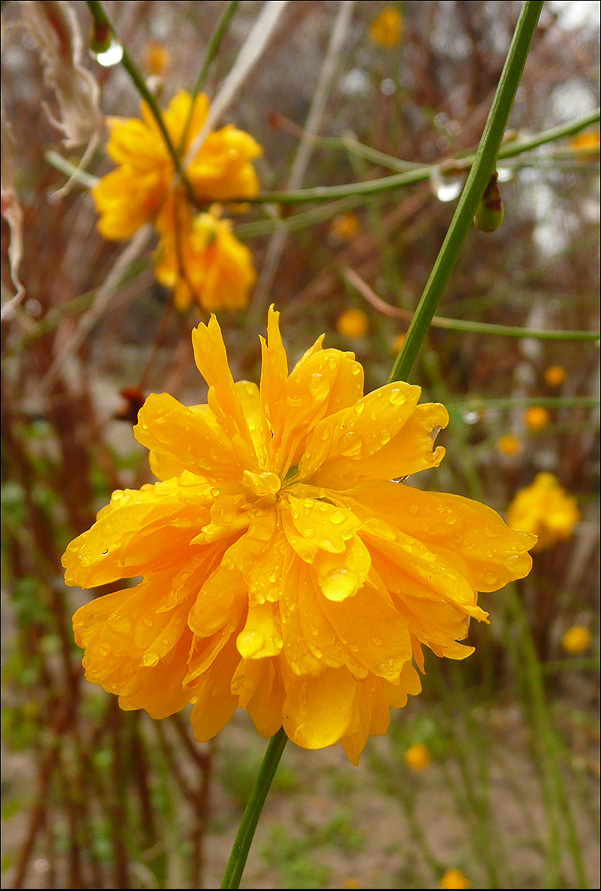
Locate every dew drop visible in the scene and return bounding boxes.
[142,651,159,667]
[409,504,419,516]
[330,510,347,525]
[485,571,497,585]
[372,636,383,646]
[388,388,407,406]
[321,568,358,601]
[143,618,153,627]
[379,429,392,445]
[445,515,457,525]
[340,431,362,457]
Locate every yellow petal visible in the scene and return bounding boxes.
[353,481,536,591]
[282,493,361,560]
[237,602,283,659]
[283,667,356,749]
[313,534,371,601]
[134,393,239,480]
[232,658,285,738]
[188,635,240,741]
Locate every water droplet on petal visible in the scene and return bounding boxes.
[321,567,358,601]
[388,388,407,406]
[485,571,497,585]
[409,504,419,516]
[142,651,160,667]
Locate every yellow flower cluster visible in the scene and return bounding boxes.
[507,472,580,551]
[63,309,535,764]
[93,91,261,312]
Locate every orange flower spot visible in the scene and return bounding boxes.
[144,40,171,76]
[336,308,369,339]
[63,308,536,763]
[330,212,360,241]
[561,625,591,655]
[544,365,566,388]
[496,434,523,457]
[439,869,470,889]
[369,7,402,48]
[523,406,550,431]
[404,743,432,771]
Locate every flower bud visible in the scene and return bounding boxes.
[474,172,504,233]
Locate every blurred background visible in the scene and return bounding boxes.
[1,1,599,888]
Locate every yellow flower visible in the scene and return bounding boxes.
[369,7,402,48]
[507,472,580,551]
[439,869,470,889]
[496,434,523,457]
[63,308,535,764]
[144,40,171,76]
[561,625,591,655]
[93,90,262,241]
[153,203,255,312]
[404,743,431,771]
[523,406,550,431]
[330,213,360,241]
[336,308,370,339]
[544,365,566,387]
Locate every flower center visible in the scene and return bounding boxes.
[242,470,281,501]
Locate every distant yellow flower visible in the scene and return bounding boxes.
[561,626,591,655]
[330,213,360,241]
[390,332,406,354]
[507,472,579,551]
[63,308,535,764]
[544,365,566,388]
[439,869,470,889]
[336,308,369,339]
[93,90,262,241]
[144,40,171,76]
[153,203,255,312]
[342,881,362,890]
[523,406,550,431]
[369,7,402,48]
[496,434,523,457]
[568,131,600,155]
[404,743,432,771]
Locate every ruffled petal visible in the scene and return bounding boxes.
[308,400,448,489]
[351,481,536,591]
[232,658,285,739]
[188,635,240,742]
[282,666,356,749]
[134,393,240,480]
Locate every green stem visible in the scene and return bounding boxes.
[450,396,599,411]
[232,108,598,206]
[85,0,196,205]
[179,0,240,153]
[220,727,288,889]
[389,0,544,383]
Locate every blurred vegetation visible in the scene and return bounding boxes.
[1,1,599,888]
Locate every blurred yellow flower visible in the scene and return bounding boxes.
[153,203,255,312]
[390,332,406,354]
[568,131,600,155]
[561,625,591,655]
[544,365,566,387]
[330,212,360,241]
[63,308,535,764]
[496,434,523,457]
[93,90,262,241]
[404,743,432,771]
[523,406,550,431]
[439,869,470,889]
[369,7,402,48]
[336,308,370,339]
[342,880,362,890]
[144,40,171,76]
[507,472,580,551]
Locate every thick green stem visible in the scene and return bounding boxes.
[85,0,196,205]
[220,727,288,889]
[389,0,545,383]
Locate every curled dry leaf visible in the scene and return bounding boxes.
[21,0,103,149]
[1,104,25,316]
